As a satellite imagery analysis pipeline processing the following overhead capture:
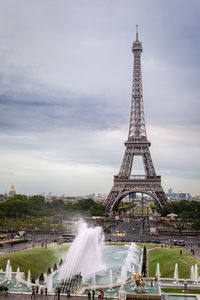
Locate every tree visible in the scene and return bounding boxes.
[59,259,63,267]
[39,273,44,284]
[53,263,58,271]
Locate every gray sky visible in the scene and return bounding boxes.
[0,0,200,196]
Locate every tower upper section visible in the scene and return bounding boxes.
[128,26,147,141]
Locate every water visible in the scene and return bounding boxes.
[109,269,113,290]
[194,264,198,284]
[191,266,194,281]
[27,270,31,289]
[156,263,161,281]
[47,275,53,292]
[174,263,179,283]
[58,221,104,282]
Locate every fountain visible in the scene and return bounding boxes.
[47,275,53,293]
[27,270,31,289]
[8,266,12,283]
[120,266,127,284]
[92,273,96,290]
[194,264,198,284]
[14,267,22,287]
[108,269,113,291]
[174,263,179,283]
[156,263,161,281]
[5,260,10,280]
[191,265,194,281]
[58,221,104,285]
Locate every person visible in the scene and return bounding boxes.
[36,285,39,295]
[4,286,8,297]
[98,289,101,299]
[57,286,61,300]
[87,290,91,300]
[92,290,95,299]
[31,286,35,299]
[184,278,187,291]
[44,287,48,299]
[180,249,182,255]
[150,279,153,286]
[67,289,71,297]
[40,287,44,294]
[53,288,58,300]
[101,289,104,300]
[154,276,158,285]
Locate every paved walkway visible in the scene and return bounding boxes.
[0,292,87,300]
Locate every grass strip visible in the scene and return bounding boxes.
[162,288,200,294]
[0,243,70,280]
[150,247,200,278]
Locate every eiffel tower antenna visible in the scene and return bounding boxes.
[105,29,170,213]
[136,24,139,41]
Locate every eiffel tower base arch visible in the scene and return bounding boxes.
[105,176,169,213]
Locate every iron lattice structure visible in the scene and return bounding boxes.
[105,29,170,213]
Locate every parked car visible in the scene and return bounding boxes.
[177,240,185,246]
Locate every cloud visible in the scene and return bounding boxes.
[0,0,200,195]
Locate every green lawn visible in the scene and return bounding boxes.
[150,247,200,278]
[137,243,160,250]
[0,244,70,280]
[162,288,200,294]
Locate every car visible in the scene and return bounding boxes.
[152,240,160,244]
[14,235,20,239]
[177,240,185,246]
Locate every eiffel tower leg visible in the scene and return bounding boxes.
[142,150,156,177]
[105,178,170,213]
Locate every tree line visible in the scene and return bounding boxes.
[0,194,105,219]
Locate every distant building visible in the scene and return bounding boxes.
[0,193,9,202]
[167,189,191,201]
[9,185,16,197]
[191,195,200,201]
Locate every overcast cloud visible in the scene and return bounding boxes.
[0,0,200,196]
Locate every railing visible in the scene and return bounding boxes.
[129,175,146,179]
[114,175,161,180]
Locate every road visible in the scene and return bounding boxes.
[0,234,60,256]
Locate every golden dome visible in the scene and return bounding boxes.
[10,184,15,192]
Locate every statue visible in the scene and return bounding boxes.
[132,274,146,291]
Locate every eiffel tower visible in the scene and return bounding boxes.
[105,27,170,213]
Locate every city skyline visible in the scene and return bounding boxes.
[0,1,200,196]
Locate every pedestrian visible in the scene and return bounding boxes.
[40,287,44,294]
[44,287,48,299]
[4,286,8,297]
[180,249,182,255]
[57,286,61,300]
[36,285,39,295]
[101,289,104,300]
[98,290,101,300]
[92,290,95,299]
[150,279,153,286]
[154,276,158,285]
[67,289,70,297]
[88,290,91,300]
[53,288,58,300]
[31,286,35,299]
[184,278,187,291]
